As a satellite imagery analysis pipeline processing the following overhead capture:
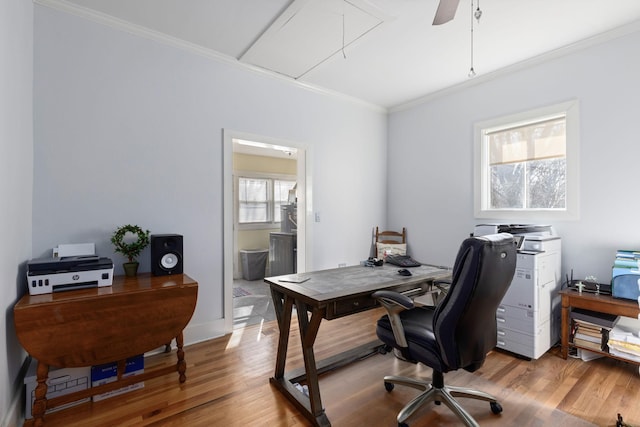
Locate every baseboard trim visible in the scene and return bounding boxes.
[183,318,227,346]
[1,394,22,427]
[2,357,31,427]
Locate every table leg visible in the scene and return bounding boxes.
[117,359,126,380]
[561,293,569,359]
[176,332,187,383]
[32,360,49,427]
[269,287,331,427]
[295,299,329,427]
[271,288,293,379]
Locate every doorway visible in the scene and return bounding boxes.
[222,130,307,332]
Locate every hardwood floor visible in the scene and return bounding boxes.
[26,308,640,427]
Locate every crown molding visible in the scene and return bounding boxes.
[34,0,387,113]
[34,0,640,114]
[390,19,640,113]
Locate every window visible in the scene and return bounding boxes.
[273,179,295,223]
[474,100,579,220]
[238,178,269,223]
[237,175,296,227]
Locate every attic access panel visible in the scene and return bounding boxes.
[240,0,388,79]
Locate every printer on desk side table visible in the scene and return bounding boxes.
[474,224,562,359]
[26,243,114,295]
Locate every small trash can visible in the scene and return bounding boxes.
[240,249,269,281]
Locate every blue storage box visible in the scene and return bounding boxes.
[91,354,144,401]
[612,274,640,301]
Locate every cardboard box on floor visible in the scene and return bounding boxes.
[24,359,91,419]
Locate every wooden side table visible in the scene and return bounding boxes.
[559,288,639,360]
[14,273,198,426]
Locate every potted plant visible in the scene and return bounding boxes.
[111,224,150,277]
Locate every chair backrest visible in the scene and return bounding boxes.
[375,226,406,244]
[433,233,516,372]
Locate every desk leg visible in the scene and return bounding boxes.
[269,287,331,427]
[295,299,329,427]
[176,332,187,383]
[561,294,569,359]
[271,288,293,379]
[32,360,49,427]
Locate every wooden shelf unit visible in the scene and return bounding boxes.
[560,288,640,363]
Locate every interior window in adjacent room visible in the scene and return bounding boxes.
[237,175,296,228]
[273,179,296,222]
[474,100,579,220]
[238,177,269,223]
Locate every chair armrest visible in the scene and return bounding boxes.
[372,290,414,310]
[372,290,413,349]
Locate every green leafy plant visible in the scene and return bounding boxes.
[111,224,150,263]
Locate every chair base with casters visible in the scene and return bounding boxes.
[382,369,502,427]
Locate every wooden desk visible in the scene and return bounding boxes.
[560,288,640,360]
[266,264,450,427]
[14,273,198,426]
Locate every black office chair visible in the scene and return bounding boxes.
[372,233,516,427]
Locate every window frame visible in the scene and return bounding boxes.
[235,171,297,230]
[473,100,580,221]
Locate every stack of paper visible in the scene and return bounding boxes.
[608,316,640,362]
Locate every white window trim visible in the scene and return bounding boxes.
[473,100,580,221]
[235,170,296,230]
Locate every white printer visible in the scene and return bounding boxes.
[26,255,114,295]
[474,224,562,359]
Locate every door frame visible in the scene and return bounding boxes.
[222,129,309,333]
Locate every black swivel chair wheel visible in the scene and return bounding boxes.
[379,344,393,355]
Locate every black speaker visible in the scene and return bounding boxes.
[150,234,183,276]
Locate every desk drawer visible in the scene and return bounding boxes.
[327,295,378,319]
[324,283,431,319]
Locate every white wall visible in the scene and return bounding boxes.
[33,5,387,343]
[1,0,34,425]
[388,28,640,284]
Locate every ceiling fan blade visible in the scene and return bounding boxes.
[432,0,460,25]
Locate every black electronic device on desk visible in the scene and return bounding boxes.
[385,254,421,267]
[567,280,611,295]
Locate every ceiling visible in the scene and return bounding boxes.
[56,0,640,109]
